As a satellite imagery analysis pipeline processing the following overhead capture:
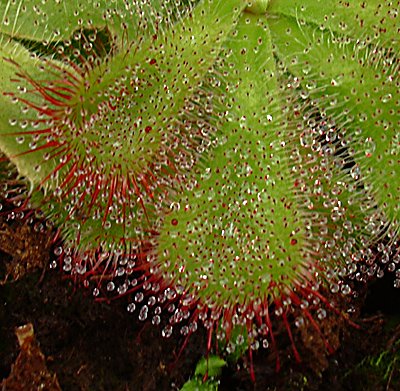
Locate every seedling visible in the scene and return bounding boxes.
[180,355,226,391]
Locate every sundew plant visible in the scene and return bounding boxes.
[0,0,398,377]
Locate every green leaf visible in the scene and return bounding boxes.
[269,14,399,229]
[180,378,219,391]
[268,0,399,50]
[194,356,226,378]
[0,0,398,365]
[0,0,247,254]
[181,356,226,391]
[156,12,307,308]
[0,0,166,42]
[0,35,56,183]
[179,356,225,391]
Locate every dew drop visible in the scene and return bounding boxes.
[189,322,197,333]
[139,305,148,321]
[330,283,340,293]
[341,284,351,295]
[49,260,57,269]
[381,93,392,103]
[76,263,87,275]
[162,325,173,338]
[236,334,245,345]
[180,326,189,336]
[117,283,128,295]
[317,308,327,320]
[364,137,376,157]
[305,80,317,90]
[54,246,63,256]
[152,315,161,325]
[388,263,396,273]
[135,292,144,302]
[350,165,361,180]
[302,64,312,75]
[300,300,309,309]
[250,340,260,350]
[295,317,304,328]
[148,296,156,306]
[300,131,314,148]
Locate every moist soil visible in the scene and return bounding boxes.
[1,215,400,391]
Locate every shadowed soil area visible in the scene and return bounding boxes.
[1,215,400,391]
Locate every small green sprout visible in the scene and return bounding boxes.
[180,355,226,391]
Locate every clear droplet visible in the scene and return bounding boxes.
[162,325,173,338]
[364,137,376,157]
[381,93,392,103]
[152,315,160,325]
[139,305,148,321]
[350,165,361,180]
[54,246,63,256]
[317,308,327,320]
[341,284,351,295]
[295,317,304,327]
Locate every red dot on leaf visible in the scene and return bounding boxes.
[171,219,178,226]
[145,126,152,133]
[149,58,157,65]
[290,239,298,245]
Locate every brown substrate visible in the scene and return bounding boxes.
[0,215,400,390]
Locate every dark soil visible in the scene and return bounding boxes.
[1,215,400,391]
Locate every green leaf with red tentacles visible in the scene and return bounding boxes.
[269,13,399,237]
[0,0,398,373]
[0,0,248,255]
[154,12,366,357]
[157,13,306,308]
[0,36,59,183]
